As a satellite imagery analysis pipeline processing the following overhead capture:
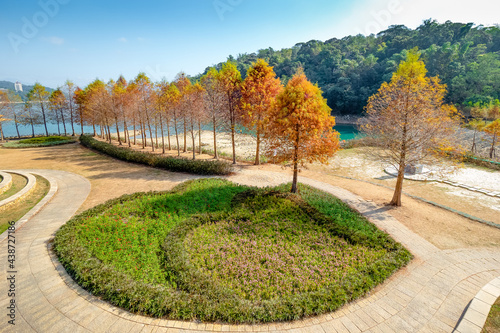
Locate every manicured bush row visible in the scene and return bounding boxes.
[79,135,233,175]
[54,179,412,323]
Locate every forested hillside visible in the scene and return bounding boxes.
[200,20,500,115]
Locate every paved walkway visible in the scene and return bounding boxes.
[0,169,499,333]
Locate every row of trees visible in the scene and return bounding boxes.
[0,81,78,140]
[0,60,340,193]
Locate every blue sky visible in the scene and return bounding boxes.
[1,0,499,89]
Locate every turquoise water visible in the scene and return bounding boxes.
[3,122,361,141]
[334,124,360,141]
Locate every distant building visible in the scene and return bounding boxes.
[14,81,22,92]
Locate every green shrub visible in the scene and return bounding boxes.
[79,135,232,175]
[3,136,76,148]
[19,136,71,144]
[54,179,412,323]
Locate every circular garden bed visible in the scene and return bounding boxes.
[54,179,412,323]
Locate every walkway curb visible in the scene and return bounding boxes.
[384,167,500,199]
[0,170,36,212]
[0,171,58,243]
[454,276,500,333]
[336,174,500,230]
[0,171,12,195]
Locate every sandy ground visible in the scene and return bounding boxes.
[1,133,499,250]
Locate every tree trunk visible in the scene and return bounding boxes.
[198,119,202,155]
[60,108,67,136]
[122,107,127,144]
[41,103,49,137]
[183,121,187,153]
[166,117,171,150]
[490,133,497,159]
[471,130,477,153]
[30,118,35,138]
[79,109,84,135]
[70,106,75,136]
[147,118,154,151]
[255,130,261,165]
[229,96,237,164]
[160,113,165,154]
[191,128,196,160]
[155,121,158,149]
[14,114,20,139]
[390,162,405,207]
[174,113,180,156]
[56,114,61,135]
[140,120,146,149]
[115,116,122,145]
[212,116,218,159]
[133,115,136,146]
[107,125,112,143]
[0,123,4,141]
[390,142,407,207]
[291,125,300,193]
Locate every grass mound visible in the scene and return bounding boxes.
[54,179,412,323]
[3,136,76,148]
[79,135,232,175]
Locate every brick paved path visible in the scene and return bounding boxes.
[0,169,498,333]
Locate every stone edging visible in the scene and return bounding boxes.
[335,174,500,229]
[0,170,37,212]
[384,167,500,199]
[0,171,13,195]
[454,276,500,333]
[0,171,58,243]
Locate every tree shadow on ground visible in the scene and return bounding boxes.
[29,144,204,183]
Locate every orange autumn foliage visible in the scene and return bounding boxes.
[241,59,283,165]
[266,69,340,193]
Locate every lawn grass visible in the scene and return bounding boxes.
[482,297,500,333]
[0,173,27,202]
[0,175,50,234]
[54,179,412,323]
[2,136,76,148]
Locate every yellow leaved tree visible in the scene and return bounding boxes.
[360,50,462,206]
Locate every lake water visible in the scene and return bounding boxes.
[2,122,361,141]
[334,124,360,141]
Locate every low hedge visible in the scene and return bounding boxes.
[79,135,232,175]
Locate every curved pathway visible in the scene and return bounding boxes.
[0,169,498,333]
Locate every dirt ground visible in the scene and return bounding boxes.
[1,135,499,250]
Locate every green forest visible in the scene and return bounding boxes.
[199,20,500,115]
